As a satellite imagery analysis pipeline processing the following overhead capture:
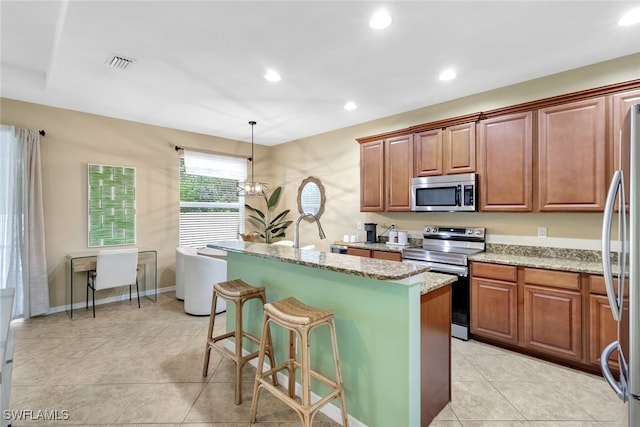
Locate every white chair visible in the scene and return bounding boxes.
[197,247,227,258]
[175,246,199,300]
[87,248,139,317]
[183,252,227,315]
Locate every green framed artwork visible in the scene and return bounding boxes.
[88,163,136,247]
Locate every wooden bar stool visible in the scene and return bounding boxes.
[250,296,348,426]
[203,279,278,405]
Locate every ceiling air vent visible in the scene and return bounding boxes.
[105,53,135,70]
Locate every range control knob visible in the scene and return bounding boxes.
[466,229,473,235]
[475,229,483,236]
[425,227,431,233]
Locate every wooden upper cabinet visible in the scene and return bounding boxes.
[359,135,413,212]
[414,129,443,176]
[385,135,413,211]
[478,112,533,212]
[360,140,384,212]
[443,122,476,175]
[538,97,607,211]
[611,89,640,207]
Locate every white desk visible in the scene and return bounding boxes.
[67,249,157,318]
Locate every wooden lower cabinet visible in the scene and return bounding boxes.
[470,263,621,372]
[346,247,370,258]
[372,250,402,262]
[523,284,582,361]
[421,284,451,426]
[346,247,402,262]
[588,293,618,365]
[587,275,628,368]
[470,277,518,344]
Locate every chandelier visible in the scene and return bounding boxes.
[237,121,269,197]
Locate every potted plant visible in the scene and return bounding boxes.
[244,186,292,243]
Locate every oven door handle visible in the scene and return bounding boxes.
[403,259,467,276]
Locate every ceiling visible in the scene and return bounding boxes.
[1,1,639,146]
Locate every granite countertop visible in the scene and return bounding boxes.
[469,244,609,275]
[208,241,457,294]
[332,241,414,253]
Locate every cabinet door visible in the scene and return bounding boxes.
[372,250,402,262]
[588,275,629,367]
[385,135,413,211]
[360,140,384,212]
[414,129,443,176]
[611,89,640,208]
[538,97,606,211]
[588,293,619,366]
[470,277,518,344]
[523,284,582,361]
[478,112,533,211]
[443,122,476,175]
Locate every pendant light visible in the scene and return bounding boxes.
[237,120,269,197]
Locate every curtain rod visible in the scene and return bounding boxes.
[173,144,248,160]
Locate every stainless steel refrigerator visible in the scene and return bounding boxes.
[601,102,640,426]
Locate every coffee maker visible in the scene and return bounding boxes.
[364,223,377,244]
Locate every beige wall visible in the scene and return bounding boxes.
[0,99,272,308]
[1,52,639,310]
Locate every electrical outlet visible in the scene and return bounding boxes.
[538,227,547,238]
[357,222,362,231]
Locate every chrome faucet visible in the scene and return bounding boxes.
[293,213,326,249]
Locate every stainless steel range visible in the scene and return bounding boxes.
[402,225,486,341]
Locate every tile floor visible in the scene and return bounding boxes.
[9,291,626,426]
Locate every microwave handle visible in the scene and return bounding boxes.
[455,185,461,206]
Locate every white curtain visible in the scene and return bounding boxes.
[0,125,49,318]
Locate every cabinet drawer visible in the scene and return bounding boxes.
[372,250,402,262]
[523,268,580,290]
[589,275,628,296]
[346,247,371,258]
[471,262,517,282]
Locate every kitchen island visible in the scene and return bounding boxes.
[207,241,457,427]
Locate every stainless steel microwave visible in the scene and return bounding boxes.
[410,173,477,212]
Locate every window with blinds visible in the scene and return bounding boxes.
[179,150,246,247]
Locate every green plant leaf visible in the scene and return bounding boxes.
[248,215,266,227]
[270,209,290,225]
[267,186,282,209]
[245,204,265,219]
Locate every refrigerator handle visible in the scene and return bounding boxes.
[602,170,623,321]
[600,341,627,401]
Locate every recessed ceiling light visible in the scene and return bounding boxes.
[264,69,281,82]
[439,69,457,81]
[369,10,392,29]
[344,101,357,111]
[618,7,640,26]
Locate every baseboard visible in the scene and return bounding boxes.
[48,286,176,315]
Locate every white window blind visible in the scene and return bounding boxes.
[183,150,246,179]
[179,150,246,247]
